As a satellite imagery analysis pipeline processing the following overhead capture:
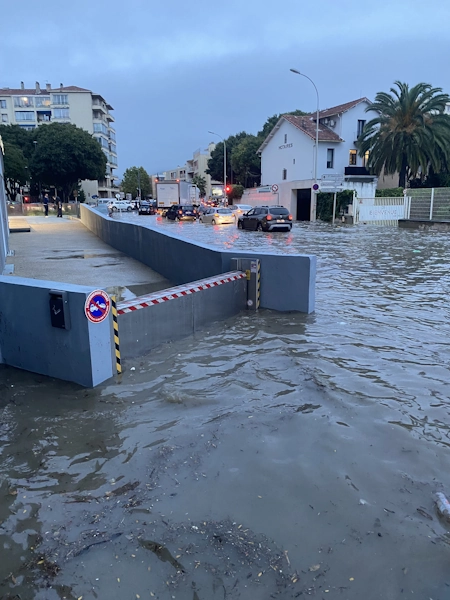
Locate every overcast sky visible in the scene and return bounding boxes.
[1,0,449,176]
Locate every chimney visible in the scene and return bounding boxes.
[46,83,51,92]
[35,81,40,94]
[20,81,24,90]
[60,83,63,90]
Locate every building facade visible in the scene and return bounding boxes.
[258,98,383,220]
[0,82,117,199]
[152,142,220,198]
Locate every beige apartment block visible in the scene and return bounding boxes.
[0,81,117,199]
[153,142,220,197]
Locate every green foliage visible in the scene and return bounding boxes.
[121,166,152,198]
[0,124,35,160]
[191,174,206,197]
[77,186,86,203]
[257,109,307,139]
[3,141,28,201]
[30,123,106,199]
[375,187,404,197]
[358,81,450,187]
[230,135,261,187]
[206,132,248,183]
[316,189,354,222]
[227,184,244,202]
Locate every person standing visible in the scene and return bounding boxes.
[56,196,63,218]
[43,193,49,217]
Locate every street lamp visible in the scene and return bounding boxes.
[290,68,320,186]
[33,140,42,201]
[208,130,226,201]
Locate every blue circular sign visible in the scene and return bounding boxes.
[85,290,111,323]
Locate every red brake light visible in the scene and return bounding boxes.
[178,210,182,214]
[266,214,273,221]
[288,214,293,220]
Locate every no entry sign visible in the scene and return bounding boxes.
[85,290,111,323]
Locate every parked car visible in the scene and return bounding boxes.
[107,199,132,212]
[199,208,235,225]
[237,206,293,232]
[138,201,156,215]
[230,204,253,220]
[165,204,197,221]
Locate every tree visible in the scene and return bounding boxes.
[206,132,249,183]
[121,166,152,198]
[230,135,262,187]
[358,81,450,188]
[30,123,106,200]
[227,184,244,203]
[191,174,206,197]
[257,109,307,139]
[3,141,28,202]
[0,124,35,161]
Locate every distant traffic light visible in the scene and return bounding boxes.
[225,186,231,193]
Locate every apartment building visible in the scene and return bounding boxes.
[0,81,118,198]
[153,142,219,197]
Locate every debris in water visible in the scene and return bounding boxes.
[359,499,368,505]
[309,564,321,572]
[417,507,433,521]
[435,492,450,521]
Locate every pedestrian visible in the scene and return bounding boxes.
[43,193,49,217]
[56,196,63,218]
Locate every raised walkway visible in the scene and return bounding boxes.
[6,216,171,300]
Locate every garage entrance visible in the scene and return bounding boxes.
[296,188,311,221]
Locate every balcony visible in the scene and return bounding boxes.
[106,112,115,122]
[345,166,370,176]
[92,101,107,113]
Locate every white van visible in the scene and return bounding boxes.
[107,199,132,212]
[97,197,116,206]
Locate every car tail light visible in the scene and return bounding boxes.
[266,215,273,221]
[288,214,293,220]
[179,210,182,214]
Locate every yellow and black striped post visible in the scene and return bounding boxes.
[256,260,261,309]
[111,296,122,374]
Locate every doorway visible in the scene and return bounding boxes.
[296,188,311,221]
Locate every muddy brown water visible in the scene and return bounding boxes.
[1,221,450,599]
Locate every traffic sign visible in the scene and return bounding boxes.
[271,184,279,193]
[321,174,344,182]
[85,290,111,323]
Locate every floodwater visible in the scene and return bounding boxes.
[1,218,450,599]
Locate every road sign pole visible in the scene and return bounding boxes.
[332,192,337,226]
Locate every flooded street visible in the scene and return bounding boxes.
[1,219,450,599]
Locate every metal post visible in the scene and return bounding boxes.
[332,192,337,225]
[208,130,226,202]
[429,188,435,220]
[290,69,320,187]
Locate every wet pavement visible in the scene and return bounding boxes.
[1,216,450,599]
[5,217,171,300]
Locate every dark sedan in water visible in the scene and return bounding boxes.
[237,206,293,232]
[165,205,197,221]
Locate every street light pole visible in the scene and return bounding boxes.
[290,68,320,186]
[208,130,226,202]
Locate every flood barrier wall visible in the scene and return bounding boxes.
[80,205,316,313]
[117,272,247,359]
[0,276,114,387]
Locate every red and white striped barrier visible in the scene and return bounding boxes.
[117,271,246,315]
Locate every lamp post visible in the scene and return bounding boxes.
[33,140,41,201]
[208,130,226,202]
[289,68,320,186]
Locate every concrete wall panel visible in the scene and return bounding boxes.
[80,206,316,314]
[0,276,114,387]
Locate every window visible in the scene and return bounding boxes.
[18,124,36,130]
[282,168,287,180]
[357,119,366,137]
[326,148,334,169]
[15,111,35,121]
[109,130,116,141]
[284,134,287,143]
[1,114,7,123]
[94,122,108,135]
[53,108,70,119]
[13,96,34,107]
[35,96,51,107]
[349,149,357,165]
[52,94,68,105]
[0,100,6,109]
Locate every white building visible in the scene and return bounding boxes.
[153,142,220,198]
[0,81,118,199]
[257,98,380,220]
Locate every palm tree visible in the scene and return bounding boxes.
[358,82,450,188]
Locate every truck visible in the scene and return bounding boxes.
[155,180,199,209]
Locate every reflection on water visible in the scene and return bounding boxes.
[1,217,450,598]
